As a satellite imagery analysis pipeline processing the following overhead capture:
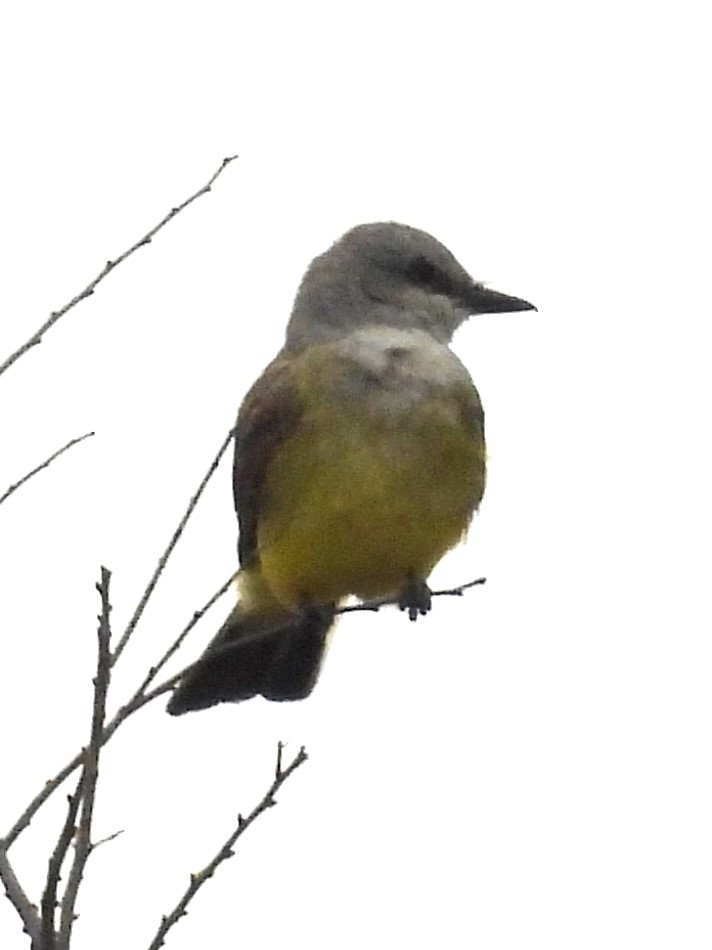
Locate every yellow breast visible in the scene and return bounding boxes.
[255,330,486,607]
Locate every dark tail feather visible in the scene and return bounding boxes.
[166,604,335,715]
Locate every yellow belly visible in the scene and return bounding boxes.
[256,394,485,607]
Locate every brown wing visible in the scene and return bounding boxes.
[233,353,303,568]
[463,382,485,444]
[452,379,487,508]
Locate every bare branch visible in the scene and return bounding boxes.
[0,841,42,947]
[0,431,94,508]
[112,425,236,665]
[0,155,238,379]
[3,570,235,847]
[40,781,83,950]
[88,829,124,851]
[133,569,238,696]
[115,672,183,717]
[4,757,85,851]
[41,784,80,948]
[3,574,484,849]
[431,576,488,598]
[57,567,113,950]
[337,575,487,614]
[120,579,489,715]
[146,744,308,950]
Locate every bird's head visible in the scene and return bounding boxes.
[286,222,535,348]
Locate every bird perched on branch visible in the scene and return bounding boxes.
[167,222,534,714]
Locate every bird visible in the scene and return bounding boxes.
[167,222,535,714]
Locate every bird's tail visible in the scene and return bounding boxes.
[166,602,335,715]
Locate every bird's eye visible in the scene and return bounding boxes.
[405,255,454,296]
[407,255,438,285]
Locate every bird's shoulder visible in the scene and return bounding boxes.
[233,353,304,566]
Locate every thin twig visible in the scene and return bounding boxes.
[0,431,94,507]
[0,156,238,379]
[133,569,238,696]
[89,829,124,852]
[119,578,488,712]
[3,574,484,849]
[146,744,308,950]
[431,576,488,598]
[3,570,236,847]
[57,567,113,950]
[40,780,83,950]
[112,425,236,665]
[138,576,489,679]
[337,576,487,614]
[4,757,85,851]
[119,672,183,716]
[0,842,42,947]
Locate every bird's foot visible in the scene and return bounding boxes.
[398,576,432,622]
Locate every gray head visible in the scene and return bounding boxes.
[285,222,535,350]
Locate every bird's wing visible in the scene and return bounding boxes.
[459,382,485,443]
[451,379,487,508]
[233,353,303,568]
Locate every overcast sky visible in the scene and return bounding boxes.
[1,2,710,948]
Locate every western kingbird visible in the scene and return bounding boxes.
[167,222,534,715]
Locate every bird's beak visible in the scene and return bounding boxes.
[464,284,537,315]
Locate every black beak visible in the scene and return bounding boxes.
[464,283,536,315]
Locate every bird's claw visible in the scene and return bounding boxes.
[398,577,432,621]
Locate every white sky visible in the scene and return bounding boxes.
[1,1,710,948]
